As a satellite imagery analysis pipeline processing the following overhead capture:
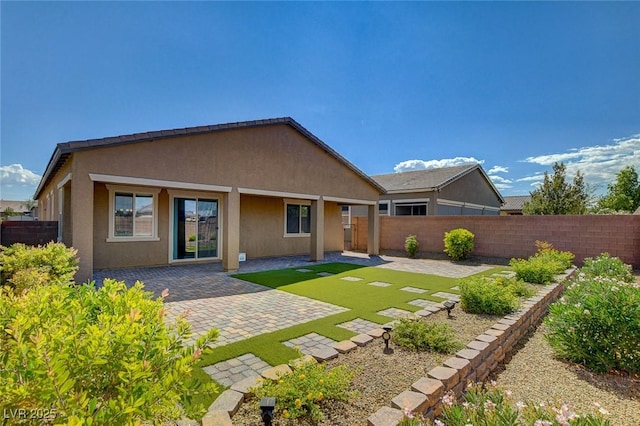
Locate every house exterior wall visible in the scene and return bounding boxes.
[38,123,379,279]
[437,168,501,209]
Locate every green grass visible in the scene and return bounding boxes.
[193,262,510,413]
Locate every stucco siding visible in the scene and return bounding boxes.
[438,169,501,208]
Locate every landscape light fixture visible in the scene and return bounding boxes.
[260,396,276,426]
[443,300,457,318]
[382,326,394,354]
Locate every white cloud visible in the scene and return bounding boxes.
[516,174,545,182]
[493,182,513,190]
[0,164,42,200]
[393,157,483,173]
[488,165,509,174]
[521,135,640,191]
[489,175,512,184]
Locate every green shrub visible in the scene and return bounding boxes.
[580,253,634,282]
[443,228,474,261]
[252,359,356,422]
[392,317,464,354]
[534,240,574,270]
[404,235,419,258]
[458,276,526,315]
[509,256,559,284]
[0,279,218,423]
[545,271,640,374]
[0,242,78,292]
[398,382,611,426]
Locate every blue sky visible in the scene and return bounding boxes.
[1,1,638,201]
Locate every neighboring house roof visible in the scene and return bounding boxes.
[0,200,35,212]
[501,195,531,212]
[372,164,505,203]
[35,117,386,199]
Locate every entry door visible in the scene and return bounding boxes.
[173,198,218,260]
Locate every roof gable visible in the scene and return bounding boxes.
[35,117,385,198]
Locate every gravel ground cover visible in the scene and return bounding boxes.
[494,272,640,426]
[232,309,499,425]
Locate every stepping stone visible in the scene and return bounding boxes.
[202,410,232,426]
[431,291,461,301]
[208,389,244,417]
[337,318,380,334]
[368,328,385,338]
[333,340,357,354]
[296,268,313,273]
[261,364,292,381]
[400,286,427,293]
[368,281,392,287]
[414,309,432,317]
[408,299,440,308]
[341,276,363,281]
[317,272,334,277]
[450,286,460,290]
[377,307,413,318]
[230,375,262,398]
[311,346,339,362]
[367,406,404,426]
[350,333,374,346]
[289,355,317,370]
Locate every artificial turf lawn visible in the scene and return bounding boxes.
[193,262,509,412]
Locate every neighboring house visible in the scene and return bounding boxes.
[0,199,37,220]
[500,195,531,216]
[34,117,384,281]
[350,164,504,218]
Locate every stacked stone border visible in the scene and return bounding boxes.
[367,268,574,426]
[198,269,573,426]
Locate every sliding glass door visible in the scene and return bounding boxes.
[173,197,218,260]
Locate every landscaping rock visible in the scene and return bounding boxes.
[367,406,404,426]
[230,375,262,399]
[260,364,292,381]
[208,389,243,417]
[201,410,232,426]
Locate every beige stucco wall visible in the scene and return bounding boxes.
[438,169,501,208]
[38,123,379,278]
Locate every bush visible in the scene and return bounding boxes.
[0,242,78,292]
[400,382,611,426]
[392,317,464,354]
[510,241,574,284]
[252,360,356,422]
[0,279,219,423]
[458,276,529,315]
[443,228,474,261]
[579,253,634,283]
[545,271,640,374]
[405,235,419,258]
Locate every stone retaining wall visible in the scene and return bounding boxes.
[366,269,572,425]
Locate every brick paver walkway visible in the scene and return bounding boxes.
[337,318,381,334]
[203,353,270,387]
[283,333,338,356]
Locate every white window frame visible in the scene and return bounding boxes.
[106,184,161,242]
[379,200,390,216]
[395,202,428,216]
[283,199,311,238]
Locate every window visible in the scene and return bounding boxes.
[286,203,311,235]
[395,203,427,216]
[379,202,389,215]
[107,185,160,241]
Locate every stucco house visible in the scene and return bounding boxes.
[34,117,384,281]
[348,164,504,219]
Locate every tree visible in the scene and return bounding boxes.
[522,162,589,215]
[596,166,640,213]
[23,198,37,211]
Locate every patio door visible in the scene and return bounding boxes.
[173,197,218,260]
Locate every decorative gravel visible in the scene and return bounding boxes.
[232,310,498,425]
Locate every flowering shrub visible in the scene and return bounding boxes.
[392,317,464,354]
[405,235,419,258]
[0,279,218,423]
[400,382,611,425]
[579,253,634,283]
[458,276,532,316]
[443,228,475,261]
[510,241,574,284]
[252,359,356,422]
[0,242,78,293]
[545,268,640,373]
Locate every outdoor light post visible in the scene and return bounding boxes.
[382,326,393,354]
[260,397,276,426]
[443,300,457,318]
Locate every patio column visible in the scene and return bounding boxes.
[223,187,240,271]
[310,197,324,261]
[71,172,94,283]
[367,204,379,255]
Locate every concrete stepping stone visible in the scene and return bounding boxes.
[337,318,380,334]
[202,410,232,426]
[333,340,357,354]
[230,375,262,399]
[408,299,441,309]
[377,307,413,318]
[400,286,427,293]
[450,285,460,290]
[203,353,271,387]
[316,272,334,277]
[283,332,338,357]
[368,281,392,287]
[368,328,385,338]
[367,406,404,426]
[340,276,363,281]
[261,364,292,381]
[296,268,313,273]
[350,333,374,346]
[311,346,339,362]
[414,309,433,317]
[431,291,461,301]
[208,389,244,417]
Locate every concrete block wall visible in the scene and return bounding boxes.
[0,221,58,247]
[351,215,640,268]
[367,270,572,426]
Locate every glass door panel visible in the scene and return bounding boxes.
[173,197,218,261]
[197,199,217,258]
